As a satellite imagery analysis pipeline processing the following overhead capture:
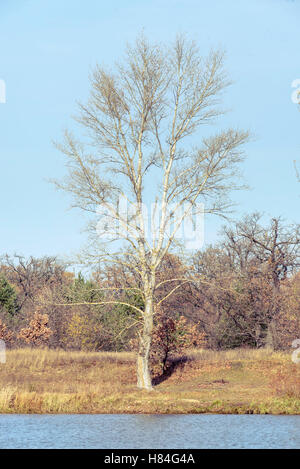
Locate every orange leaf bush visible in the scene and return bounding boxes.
[0,319,14,344]
[18,313,53,346]
[150,314,206,373]
[130,311,206,375]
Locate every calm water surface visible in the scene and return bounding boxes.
[0,414,299,449]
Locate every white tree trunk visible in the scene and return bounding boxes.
[137,297,153,390]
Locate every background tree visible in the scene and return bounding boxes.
[229,213,300,348]
[277,272,300,349]
[54,34,249,389]
[1,255,72,346]
[62,269,143,351]
[1,255,66,312]
[189,214,300,349]
[0,274,19,318]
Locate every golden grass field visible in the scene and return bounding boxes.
[0,348,299,414]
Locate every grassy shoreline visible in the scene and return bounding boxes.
[0,348,299,414]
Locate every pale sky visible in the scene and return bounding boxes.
[1,0,300,261]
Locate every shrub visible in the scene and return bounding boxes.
[130,313,207,375]
[0,319,14,344]
[150,314,206,374]
[18,313,53,346]
[65,312,110,351]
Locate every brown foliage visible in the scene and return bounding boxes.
[18,313,53,346]
[150,313,206,374]
[275,273,300,349]
[130,308,206,375]
[0,319,14,344]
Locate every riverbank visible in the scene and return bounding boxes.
[0,348,299,414]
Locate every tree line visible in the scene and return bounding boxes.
[0,213,299,364]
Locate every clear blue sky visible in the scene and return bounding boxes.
[1,0,300,261]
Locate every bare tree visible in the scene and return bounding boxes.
[232,214,300,285]
[1,254,66,311]
[53,35,249,389]
[227,213,300,348]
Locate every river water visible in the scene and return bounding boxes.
[0,414,299,449]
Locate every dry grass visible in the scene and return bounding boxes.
[0,347,299,414]
[270,364,300,399]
